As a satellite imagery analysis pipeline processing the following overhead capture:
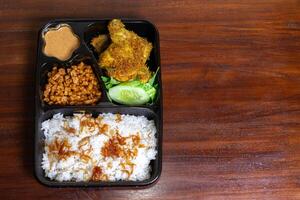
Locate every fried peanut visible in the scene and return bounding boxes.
[43,62,101,105]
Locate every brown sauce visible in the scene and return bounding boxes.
[43,24,80,61]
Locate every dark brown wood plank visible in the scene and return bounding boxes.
[1,0,300,199]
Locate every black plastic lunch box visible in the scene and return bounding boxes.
[34,19,162,187]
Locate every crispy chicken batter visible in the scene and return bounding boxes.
[98,19,152,83]
[90,34,109,54]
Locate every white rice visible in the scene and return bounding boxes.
[41,113,157,182]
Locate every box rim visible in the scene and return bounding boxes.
[35,18,162,188]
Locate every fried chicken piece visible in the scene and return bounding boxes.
[99,19,152,83]
[90,34,109,53]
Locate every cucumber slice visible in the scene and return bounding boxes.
[108,85,150,105]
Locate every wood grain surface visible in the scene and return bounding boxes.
[1,0,300,199]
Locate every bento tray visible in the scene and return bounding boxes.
[34,19,162,187]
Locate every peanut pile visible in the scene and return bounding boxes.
[43,62,101,105]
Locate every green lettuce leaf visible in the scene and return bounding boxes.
[101,67,159,105]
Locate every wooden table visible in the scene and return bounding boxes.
[1,0,300,199]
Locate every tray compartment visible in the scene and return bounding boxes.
[38,52,110,110]
[83,20,162,107]
[35,106,162,187]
